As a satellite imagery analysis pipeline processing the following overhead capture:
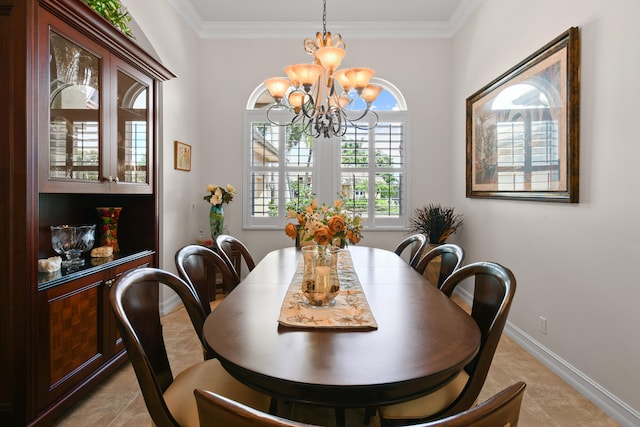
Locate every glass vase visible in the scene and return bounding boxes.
[209,204,224,241]
[301,245,340,307]
[96,207,122,253]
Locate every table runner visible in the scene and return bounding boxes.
[278,249,378,330]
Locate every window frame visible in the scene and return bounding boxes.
[243,79,410,231]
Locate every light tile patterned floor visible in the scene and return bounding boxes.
[53,296,620,427]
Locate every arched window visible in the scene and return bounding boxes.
[243,78,409,231]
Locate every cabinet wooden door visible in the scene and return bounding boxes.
[109,61,154,193]
[37,271,108,408]
[38,9,154,194]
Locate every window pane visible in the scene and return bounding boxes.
[340,172,369,217]
[251,122,280,167]
[250,172,278,217]
[286,126,313,167]
[285,173,314,212]
[374,123,403,168]
[341,127,369,168]
[375,172,403,217]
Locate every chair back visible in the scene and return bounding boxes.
[194,381,526,427]
[416,382,526,427]
[215,234,256,283]
[394,233,427,269]
[195,389,322,427]
[110,267,208,427]
[435,262,516,419]
[175,244,237,302]
[414,244,464,288]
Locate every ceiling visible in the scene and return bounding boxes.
[165,0,481,38]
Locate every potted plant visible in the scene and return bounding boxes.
[409,203,463,244]
[84,0,134,38]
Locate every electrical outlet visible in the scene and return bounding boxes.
[538,316,547,335]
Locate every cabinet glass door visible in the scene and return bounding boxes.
[116,71,149,185]
[49,31,101,182]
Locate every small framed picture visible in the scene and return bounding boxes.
[174,140,191,171]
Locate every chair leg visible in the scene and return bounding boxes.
[363,406,376,425]
[334,408,345,427]
[269,397,278,415]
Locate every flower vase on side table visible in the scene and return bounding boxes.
[209,204,224,241]
[96,207,122,253]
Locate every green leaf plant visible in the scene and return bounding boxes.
[84,0,134,38]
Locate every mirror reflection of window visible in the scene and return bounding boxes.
[480,78,561,192]
[117,71,149,184]
[49,31,100,181]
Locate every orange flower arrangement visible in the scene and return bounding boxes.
[285,195,363,246]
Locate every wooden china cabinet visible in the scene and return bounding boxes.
[1,0,174,425]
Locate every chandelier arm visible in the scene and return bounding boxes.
[300,93,321,120]
[346,110,379,131]
[266,104,292,127]
[302,116,320,138]
[346,106,371,122]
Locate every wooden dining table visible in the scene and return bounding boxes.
[202,246,480,412]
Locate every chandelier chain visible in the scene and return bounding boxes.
[322,0,327,36]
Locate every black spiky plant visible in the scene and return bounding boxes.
[409,204,463,244]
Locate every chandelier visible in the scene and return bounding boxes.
[264,0,381,139]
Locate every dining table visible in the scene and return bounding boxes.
[202,245,480,416]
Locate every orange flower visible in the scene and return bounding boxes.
[334,198,343,209]
[347,230,360,244]
[327,215,345,235]
[313,226,332,245]
[297,212,306,226]
[285,223,298,240]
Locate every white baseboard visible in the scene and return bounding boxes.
[159,291,182,316]
[504,323,640,427]
[455,288,640,426]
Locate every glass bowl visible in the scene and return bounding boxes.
[50,225,96,267]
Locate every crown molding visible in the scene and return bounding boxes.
[198,21,453,39]
[167,0,481,39]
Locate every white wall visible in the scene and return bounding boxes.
[452,0,640,422]
[126,0,640,423]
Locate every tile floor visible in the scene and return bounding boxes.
[52,296,621,427]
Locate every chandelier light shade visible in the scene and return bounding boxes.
[264,0,381,138]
